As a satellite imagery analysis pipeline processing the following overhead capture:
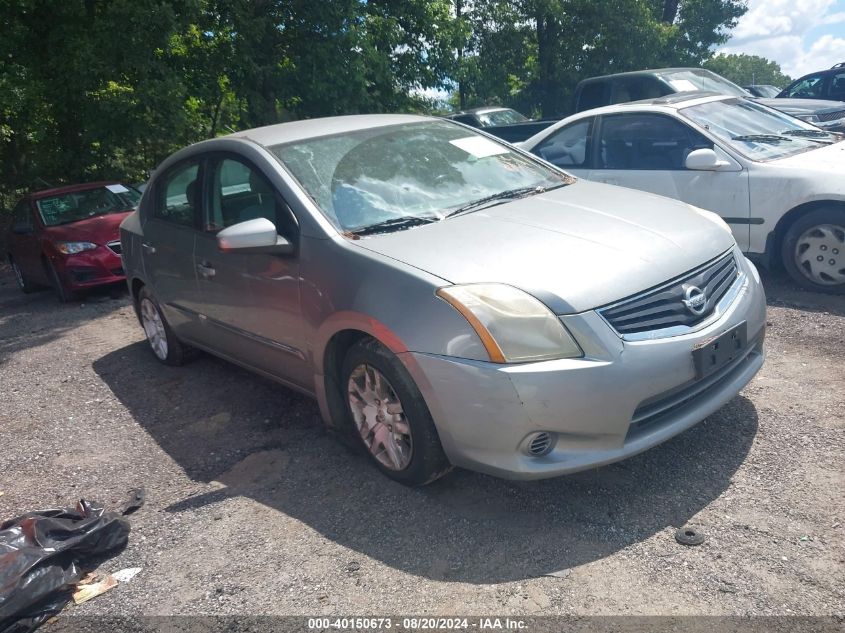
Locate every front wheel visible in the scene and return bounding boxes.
[9,257,38,293]
[137,287,191,366]
[46,260,78,302]
[341,339,452,486]
[781,208,845,294]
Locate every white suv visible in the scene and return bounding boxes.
[521,92,845,293]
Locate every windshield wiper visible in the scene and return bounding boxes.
[780,129,831,137]
[446,184,562,219]
[779,129,836,142]
[349,215,439,236]
[731,134,793,143]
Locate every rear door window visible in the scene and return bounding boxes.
[828,72,845,101]
[533,118,594,168]
[12,199,33,229]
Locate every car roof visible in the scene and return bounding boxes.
[28,181,126,200]
[789,63,845,82]
[227,113,433,147]
[569,91,730,117]
[576,67,720,84]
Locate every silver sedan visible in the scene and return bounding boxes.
[120,114,766,485]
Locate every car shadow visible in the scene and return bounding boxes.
[93,341,759,584]
[0,269,127,366]
[760,268,845,317]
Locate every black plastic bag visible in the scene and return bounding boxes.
[0,491,142,633]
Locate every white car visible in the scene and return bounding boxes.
[520,93,845,293]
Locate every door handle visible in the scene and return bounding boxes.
[142,242,156,254]
[196,262,216,278]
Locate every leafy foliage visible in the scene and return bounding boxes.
[703,53,793,89]
[1,0,756,227]
[457,0,748,116]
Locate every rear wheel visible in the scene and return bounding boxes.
[9,257,38,293]
[781,208,845,294]
[137,286,191,366]
[341,338,451,486]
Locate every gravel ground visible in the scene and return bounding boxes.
[0,265,843,621]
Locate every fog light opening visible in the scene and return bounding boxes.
[525,431,556,457]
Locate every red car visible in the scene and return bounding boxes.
[5,181,141,301]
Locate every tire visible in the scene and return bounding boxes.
[45,259,78,302]
[8,256,38,293]
[341,338,452,486]
[781,208,845,294]
[137,286,191,366]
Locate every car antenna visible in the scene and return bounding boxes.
[34,177,56,189]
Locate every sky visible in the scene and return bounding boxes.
[718,0,845,80]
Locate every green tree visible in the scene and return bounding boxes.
[654,0,747,63]
[0,0,463,218]
[0,0,208,201]
[456,0,747,118]
[703,53,792,88]
[0,0,748,239]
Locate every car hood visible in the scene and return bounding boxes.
[354,180,736,313]
[770,139,845,172]
[42,211,131,244]
[757,97,845,115]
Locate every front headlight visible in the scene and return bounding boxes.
[798,114,820,123]
[437,283,583,363]
[56,241,98,254]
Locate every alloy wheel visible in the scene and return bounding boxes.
[140,297,168,360]
[347,363,413,471]
[794,223,845,286]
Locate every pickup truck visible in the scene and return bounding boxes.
[572,68,845,132]
[446,107,557,143]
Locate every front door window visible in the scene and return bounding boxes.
[596,113,712,171]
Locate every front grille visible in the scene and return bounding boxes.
[107,240,122,255]
[816,109,845,122]
[599,252,739,335]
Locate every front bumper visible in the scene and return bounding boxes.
[400,256,766,480]
[52,246,125,289]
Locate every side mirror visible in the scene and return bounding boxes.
[685,148,731,171]
[12,222,33,235]
[217,217,294,255]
